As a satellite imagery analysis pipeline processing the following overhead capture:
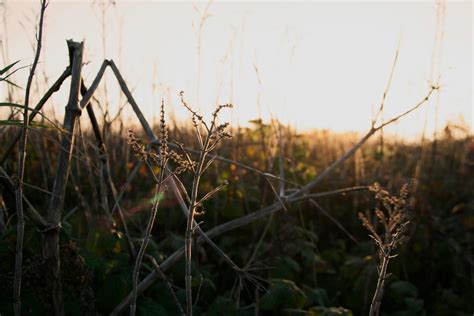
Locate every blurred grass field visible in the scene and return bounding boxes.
[0,116,472,315]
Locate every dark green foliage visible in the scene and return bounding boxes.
[0,123,472,315]
[208,296,238,316]
[137,297,169,316]
[260,279,307,312]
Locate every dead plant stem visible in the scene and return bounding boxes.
[43,40,83,316]
[13,1,47,314]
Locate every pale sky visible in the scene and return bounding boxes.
[1,0,472,138]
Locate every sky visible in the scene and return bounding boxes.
[1,0,472,139]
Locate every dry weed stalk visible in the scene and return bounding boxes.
[128,100,198,315]
[127,134,166,315]
[358,182,411,316]
[180,91,232,316]
[128,101,168,316]
[13,1,47,314]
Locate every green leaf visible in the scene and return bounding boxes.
[149,282,184,314]
[389,281,418,298]
[0,118,65,133]
[96,270,132,313]
[340,256,366,280]
[0,103,63,130]
[0,119,22,126]
[271,256,301,280]
[260,279,307,311]
[21,294,47,315]
[0,60,20,76]
[310,306,353,316]
[321,248,345,270]
[64,290,83,316]
[284,257,301,273]
[207,296,238,316]
[0,102,23,107]
[304,287,329,308]
[1,78,22,88]
[404,297,424,312]
[137,297,168,316]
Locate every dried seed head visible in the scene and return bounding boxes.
[212,103,233,118]
[148,150,163,167]
[180,91,203,124]
[360,182,411,259]
[127,130,147,161]
[159,99,169,161]
[168,150,195,174]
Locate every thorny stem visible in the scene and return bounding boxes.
[13,1,47,315]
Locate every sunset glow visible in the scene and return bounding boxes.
[1,0,472,138]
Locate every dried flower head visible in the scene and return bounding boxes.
[212,103,233,119]
[179,91,203,127]
[159,99,169,161]
[359,182,411,260]
[168,150,196,174]
[179,91,233,152]
[127,130,147,161]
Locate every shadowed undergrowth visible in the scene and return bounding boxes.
[0,118,472,315]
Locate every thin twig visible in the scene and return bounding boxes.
[307,199,359,245]
[0,167,47,229]
[372,48,399,127]
[13,1,47,314]
[145,254,185,316]
[130,182,164,316]
[289,186,369,202]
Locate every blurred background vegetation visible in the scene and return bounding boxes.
[0,0,472,315]
[0,117,472,315]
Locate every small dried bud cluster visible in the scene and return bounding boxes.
[211,104,233,142]
[210,122,232,141]
[128,100,196,177]
[179,91,233,152]
[127,130,147,161]
[168,150,196,174]
[212,103,233,118]
[179,91,203,130]
[159,99,169,160]
[359,182,411,260]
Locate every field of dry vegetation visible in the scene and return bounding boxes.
[0,1,473,316]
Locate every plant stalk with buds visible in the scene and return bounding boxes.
[359,183,411,316]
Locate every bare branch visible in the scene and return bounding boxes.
[13,1,47,314]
